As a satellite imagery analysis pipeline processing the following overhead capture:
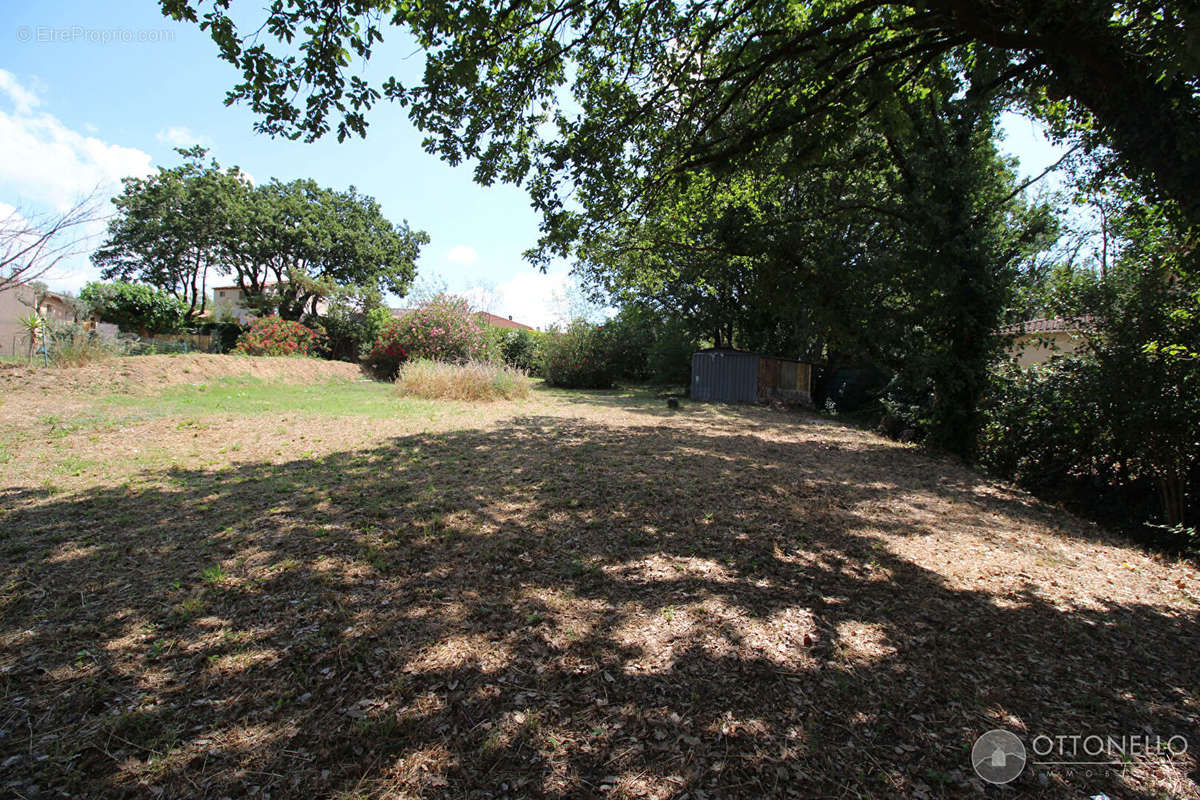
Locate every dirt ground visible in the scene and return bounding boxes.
[1,358,1197,799]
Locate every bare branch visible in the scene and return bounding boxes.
[0,189,109,293]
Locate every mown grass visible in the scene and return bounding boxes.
[1,377,451,482]
[2,372,1197,800]
[132,375,443,417]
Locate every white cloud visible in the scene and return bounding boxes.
[156,125,209,149]
[446,244,478,265]
[0,71,154,291]
[0,69,42,115]
[462,268,573,329]
[0,201,28,226]
[0,77,152,212]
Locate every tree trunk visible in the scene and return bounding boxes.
[1158,473,1186,528]
[812,349,841,410]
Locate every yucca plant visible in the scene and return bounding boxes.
[17,312,45,365]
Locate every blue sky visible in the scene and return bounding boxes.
[1,1,1068,326]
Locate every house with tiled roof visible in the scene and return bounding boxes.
[0,282,78,357]
[387,308,536,331]
[210,282,329,323]
[998,316,1098,368]
[475,311,535,330]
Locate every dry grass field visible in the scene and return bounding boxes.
[1,356,1197,799]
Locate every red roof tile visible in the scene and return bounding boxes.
[476,311,535,330]
[998,316,1099,336]
[385,308,535,329]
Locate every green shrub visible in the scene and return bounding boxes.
[980,259,1200,534]
[367,294,491,378]
[364,325,409,379]
[977,360,1097,488]
[603,308,655,381]
[646,318,697,385]
[541,320,618,389]
[193,321,245,353]
[80,281,188,335]
[490,327,545,372]
[232,316,326,357]
[595,306,698,385]
[878,371,933,437]
[313,299,394,362]
[396,358,531,401]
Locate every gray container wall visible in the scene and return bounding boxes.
[691,351,759,403]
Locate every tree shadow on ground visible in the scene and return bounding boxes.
[2,414,1197,799]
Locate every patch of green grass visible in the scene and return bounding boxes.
[170,594,207,623]
[268,557,300,574]
[200,565,228,585]
[51,454,98,476]
[480,727,505,758]
[114,376,441,418]
[39,413,105,437]
[23,378,437,442]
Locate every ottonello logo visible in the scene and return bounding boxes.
[971,729,1027,784]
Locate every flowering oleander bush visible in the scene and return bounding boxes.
[541,319,618,389]
[365,324,410,379]
[232,316,326,357]
[366,294,492,378]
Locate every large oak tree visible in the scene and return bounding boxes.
[227,179,429,320]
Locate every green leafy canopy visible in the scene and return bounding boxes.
[94,147,429,322]
[162,0,1200,243]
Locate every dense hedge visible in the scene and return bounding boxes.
[316,305,392,363]
[489,327,545,372]
[541,321,618,388]
[601,306,697,385]
[978,355,1198,550]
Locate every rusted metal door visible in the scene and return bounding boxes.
[757,357,781,401]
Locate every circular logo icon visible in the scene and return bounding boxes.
[971,729,1027,785]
